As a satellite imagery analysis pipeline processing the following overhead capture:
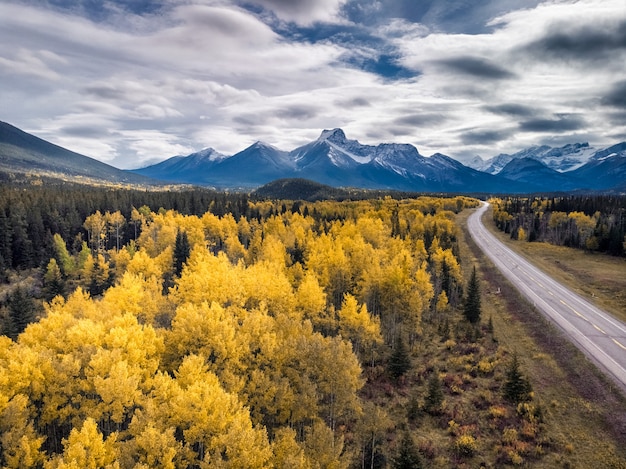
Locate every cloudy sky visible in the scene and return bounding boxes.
[1,0,625,169]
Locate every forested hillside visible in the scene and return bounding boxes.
[3,190,622,467]
[491,196,626,256]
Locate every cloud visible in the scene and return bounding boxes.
[524,19,626,63]
[393,113,447,128]
[461,128,514,145]
[1,0,624,169]
[601,80,626,109]
[519,115,586,133]
[275,104,319,121]
[435,56,515,79]
[242,0,348,25]
[484,103,536,117]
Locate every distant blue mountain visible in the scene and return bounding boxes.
[133,129,535,193]
[1,120,623,193]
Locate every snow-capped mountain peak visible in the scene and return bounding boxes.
[318,128,346,143]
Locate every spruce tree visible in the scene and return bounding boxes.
[463,266,481,324]
[503,352,533,404]
[389,335,411,380]
[174,229,191,277]
[423,370,444,415]
[7,287,36,339]
[393,432,423,469]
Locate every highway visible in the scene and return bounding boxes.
[467,202,626,393]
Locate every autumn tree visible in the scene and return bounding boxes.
[43,258,66,301]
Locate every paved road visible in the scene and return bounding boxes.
[468,202,626,393]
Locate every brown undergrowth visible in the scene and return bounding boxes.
[458,207,626,468]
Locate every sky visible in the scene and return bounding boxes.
[1,0,625,169]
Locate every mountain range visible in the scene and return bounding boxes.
[1,120,625,193]
[133,128,626,193]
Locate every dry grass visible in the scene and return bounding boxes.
[455,207,626,468]
[482,205,626,323]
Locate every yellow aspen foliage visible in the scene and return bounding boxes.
[436,290,449,313]
[108,247,131,281]
[102,272,170,326]
[169,355,272,467]
[258,233,290,267]
[272,427,312,469]
[295,272,327,324]
[338,294,382,358]
[164,302,246,392]
[89,352,142,425]
[120,414,180,469]
[0,394,45,469]
[304,421,348,469]
[44,418,119,469]
[170,248,245,307]
[243,260,296,316]
[125,249,164,280]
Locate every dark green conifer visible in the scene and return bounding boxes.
[389,335,411,380]
[423,370,444,415]
[463,266,481,324]
[502,352,533,404]
[174,229,191,277]
[393,432,423,469]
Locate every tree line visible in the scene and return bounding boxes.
[491,195,626,256]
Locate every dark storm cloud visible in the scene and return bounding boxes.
[275,104,318,120]
[393,113,446,127]
[436,57,515,79]
[336,97,371,108]
[601,80,626,108]
[525,19,626,62]
[84,85,126,101]
[519,115,586,133]
[461,128,513,145]
[484,103,536,117]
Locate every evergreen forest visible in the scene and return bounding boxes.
[1,184,623,467]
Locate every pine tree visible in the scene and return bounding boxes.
[423,370,444,415]
[388,335,411,380]
[463,266,481,324]
[502,352,533,404]
[174,229,190,277]
[393,432,423,469]
[6,286,37,339]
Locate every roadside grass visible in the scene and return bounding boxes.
[482,205,626,324]
[456,207,626,468]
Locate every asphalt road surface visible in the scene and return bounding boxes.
[468,202,626,393]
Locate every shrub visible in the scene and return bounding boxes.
[454,434,477,457]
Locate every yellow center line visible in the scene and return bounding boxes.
[592,324,606,335]
[560,299,586,319]
[612,339,626,350]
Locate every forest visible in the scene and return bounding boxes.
[3,184,619,467]
[491,196,626,256]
